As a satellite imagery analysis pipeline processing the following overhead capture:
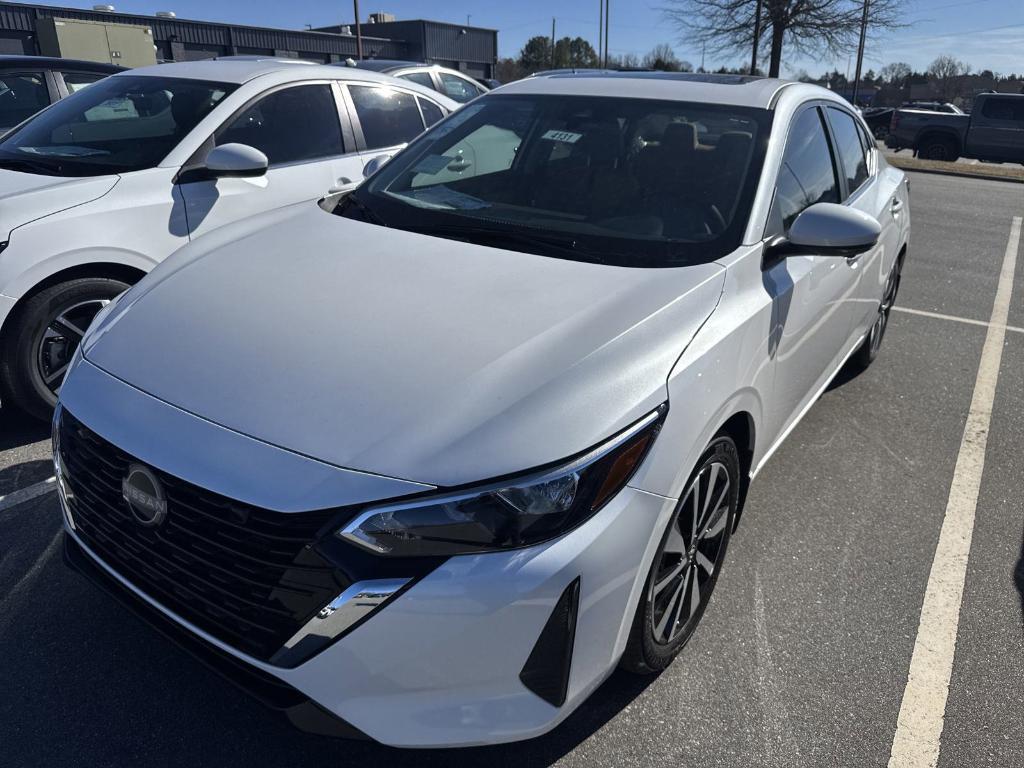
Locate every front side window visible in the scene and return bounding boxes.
[342,95,771,267]
[771,107,840,232]
[0,72,49,128]
[216,84,343,166]
[439,72,483,103]
[0,75,234,176]
[827,107,869,196]
[348,85,425,150]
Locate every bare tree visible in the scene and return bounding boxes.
[879,61,911,86]
[661,0,905,78]
[644,43,686,71]
[927,54,971,101]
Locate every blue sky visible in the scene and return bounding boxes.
[32,0,1024,75]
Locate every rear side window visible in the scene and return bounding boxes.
[981,97,1024,122]
[772,108,840,231]
[418,97,444,127]
[0,72,49,128]
[349,85,425,150]
[61,71,107,93]
[216,84,344,166]
[398,72,435,90]
[439,72,483,103]
[827,107,869,196]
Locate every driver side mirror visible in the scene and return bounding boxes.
[766,203,881,260]
[204,143,268,178]
[362,152,395,178]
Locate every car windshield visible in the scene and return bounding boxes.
[342,94,771,267]
[0,75,236,177]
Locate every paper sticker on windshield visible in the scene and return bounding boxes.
[412,154,454,175]
[541,130,583,144]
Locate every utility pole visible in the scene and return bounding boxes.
[598,0,604,66]
[353,0,363,60]
[603,0,609,68]
[750,0,761,76]
[551,17,556,68]
[852,0,869,105]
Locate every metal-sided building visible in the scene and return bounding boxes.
[0,3,497,76]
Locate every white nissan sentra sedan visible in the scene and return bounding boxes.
[55,73,909,747]
[0,58,455,418]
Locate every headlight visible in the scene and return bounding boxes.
[339,405,666,557]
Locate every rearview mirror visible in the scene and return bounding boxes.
[204,143,268,178]
[769,203,881,259]
[362,153,394,178]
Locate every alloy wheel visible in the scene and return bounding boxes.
[649,460,732,645]
[868,264,900,357]
[36,299,109,396]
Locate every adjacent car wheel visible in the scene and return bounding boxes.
[852,256,902,370]
[917,136,959,162]
[620,435,739,674]
[0,278,129,420]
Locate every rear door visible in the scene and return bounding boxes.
[823,105,902,339]
[177,81,364,239]
[343,83,445,168]
[968,96,1024,161]
[762,104,862,441]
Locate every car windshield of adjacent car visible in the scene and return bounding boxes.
[341,94,771,267]
[0,75,236,177]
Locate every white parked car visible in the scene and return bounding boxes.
[340,59,489,103]
[55,73,909,747]
[0,58,455,417]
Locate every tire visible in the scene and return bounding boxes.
[918,136,959,162]
[0,278,129,420]
[851,255,902,371]
[620,435,740,675]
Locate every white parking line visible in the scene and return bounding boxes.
[888,216,1021,768]
[892,305,1024,335]
[0,476,56,514]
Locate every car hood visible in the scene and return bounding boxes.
[0,169,118,235]
[84,204,725,487]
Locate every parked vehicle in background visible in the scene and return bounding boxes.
[338,59,489,103]
[862,107,894,139]
[900,100,963,114]
[55,72,909,748]
[0,59,455,418]
[886,92,1024,162]
[0,55,122,133]
[476,77,502,90]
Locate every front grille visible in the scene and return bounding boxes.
[58,407,348,663]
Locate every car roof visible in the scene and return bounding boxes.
[0,55,123,73]
[497,71,822,109]
[344,59,425,72]
[118,58,461,110]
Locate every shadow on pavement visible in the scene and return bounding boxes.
[1015,526,1024,627]
[0,457,53,496]
[0,407,49,452]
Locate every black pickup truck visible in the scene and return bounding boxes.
[885,92,1024,163]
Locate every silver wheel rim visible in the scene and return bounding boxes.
[36,299,109,396]
[869,265,900,355]
[649,460,731,645]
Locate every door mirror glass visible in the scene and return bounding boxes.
[204,142,268,178]
[363,152,394,178]
[784,202,881,257]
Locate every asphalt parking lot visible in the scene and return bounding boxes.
[1,170,1021,767]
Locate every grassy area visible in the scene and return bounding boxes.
[885,154,1024,182]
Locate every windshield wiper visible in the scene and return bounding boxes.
[400,223,608,264]
[0,156,62,176]
[336,193,387,226]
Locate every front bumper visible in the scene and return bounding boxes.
[58,362,677,748]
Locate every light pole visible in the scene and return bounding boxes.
[750,0,761,76]
[353,0,363,60]
[603,0,610,68]
[852,0,869,105]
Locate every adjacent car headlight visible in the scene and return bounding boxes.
[339,405,666,557]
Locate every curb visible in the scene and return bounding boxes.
[886,159,1024,184]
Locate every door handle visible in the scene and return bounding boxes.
[327,177,353,195]
[891,197,904,213]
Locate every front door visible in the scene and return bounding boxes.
[177,82,364,239]
[763,105,862,441]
